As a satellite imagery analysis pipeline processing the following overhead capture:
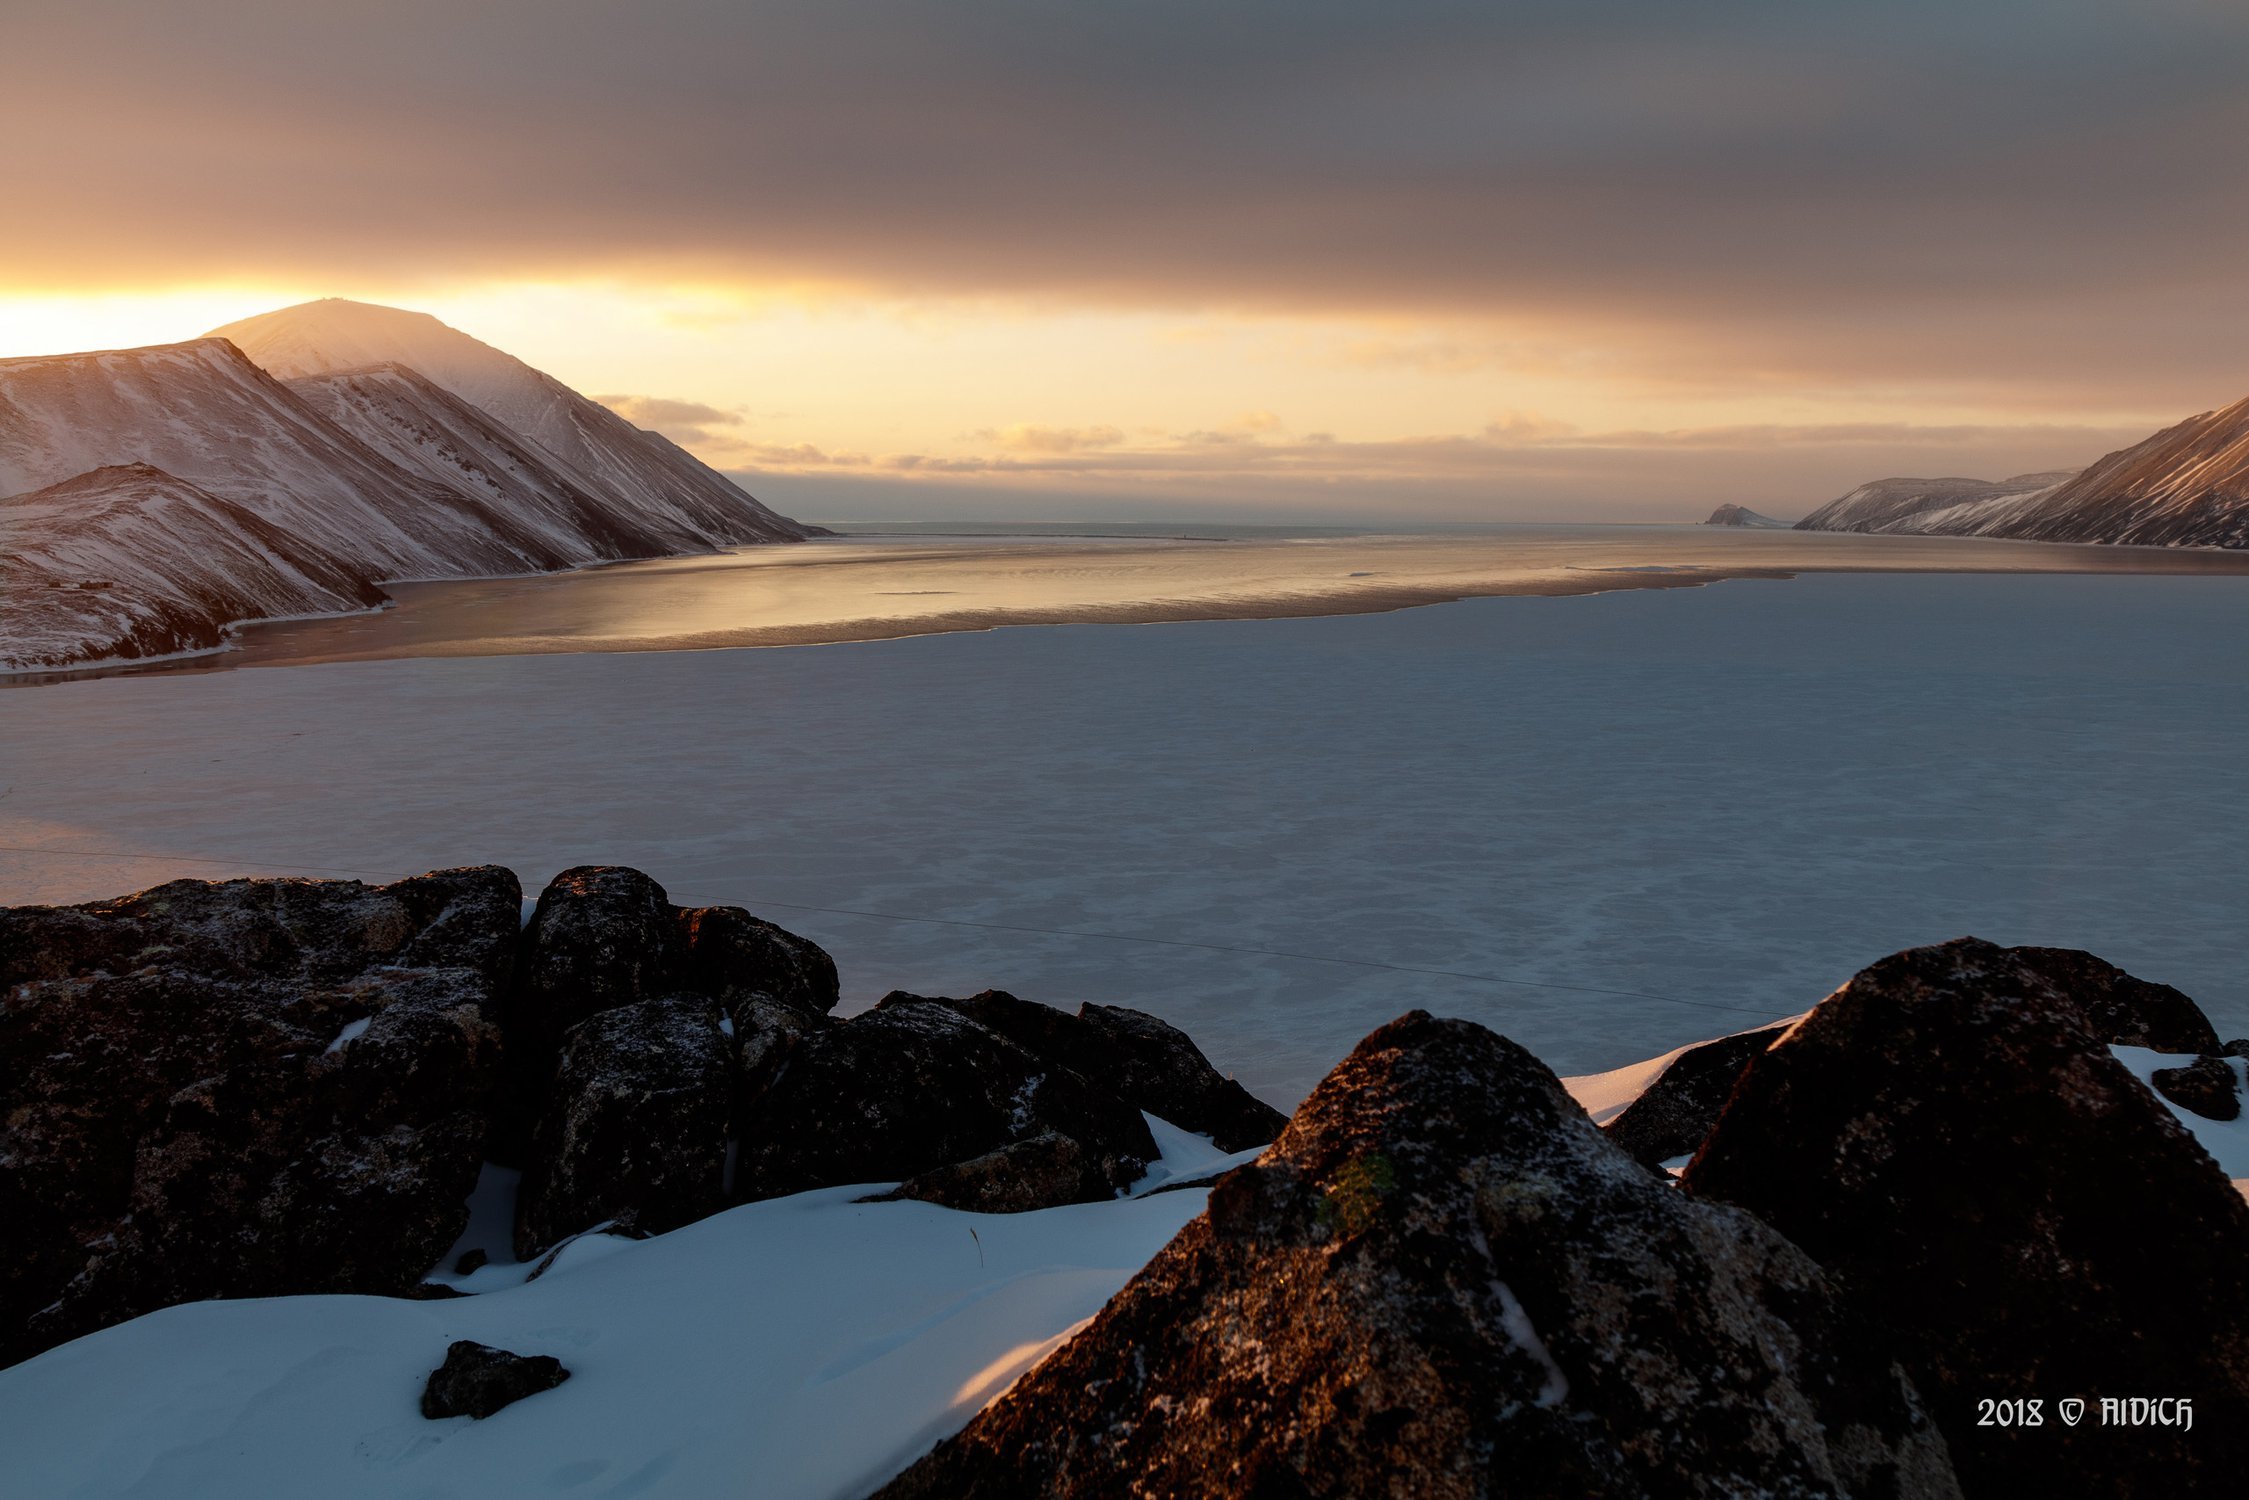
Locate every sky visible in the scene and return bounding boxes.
[2,0,2244,522]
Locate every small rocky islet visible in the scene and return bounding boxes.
[4,863,2246,1494]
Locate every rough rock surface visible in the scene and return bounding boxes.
[1684,937,2249,1497]
[737,996,1157,1204]
[514,867,681,1053]
[0,868,518,1366]
[420,1340,571,1420]
[866,1131,1093,1215]
[0,864,521,989]
[2006,945,2220,1052]
[728,992,824,1102]
[2150,1054,2243,1122]
[675,904,838,1018]
[500,867,836,1159]
[1077,1002,1288,1151]
[881,1011,1959,1499]
[515,995,733,1256]
[889,990,1286,1151]
[1600,1023,1786,1167]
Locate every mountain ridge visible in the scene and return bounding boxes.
[1794,395,2249,547]
[211,299,811,547]
[1,303,821,671]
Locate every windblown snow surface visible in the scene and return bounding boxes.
[0,1118,1260,1500]
[1,1046,2237,1500]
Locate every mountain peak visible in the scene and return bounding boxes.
[207,300,507,385]
[208,299,809,548]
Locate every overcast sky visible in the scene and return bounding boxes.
[4,0,2243,520]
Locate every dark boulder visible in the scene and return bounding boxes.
[737,998,1156,1205]
[514,867,679,1052]
[0,872,515,1367]
[1078,1002,1288,1151]
[865,1131,1091,1215]
[2151,1054,2242,1122]
[1599,1022,1787,1167]
[516,869,841,1046]
[2222,1037,2249,1060]
[499,867,838,1164]
[1683,937,2249,1497]
[880,1011,1959,1499]
[516,995,732,1256]
[2008,944,2220,1053]
[420,1340,571,1419]
[880,990,1286,1151]
[675,904,838,1017]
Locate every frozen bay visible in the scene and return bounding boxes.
[4,568,2246,1106]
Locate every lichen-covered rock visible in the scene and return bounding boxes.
[675,904,838,1018]
[879,1011,1959,1499]
[0,872,516,1366]
[420,1340,571,1419]
[1684,937,2249,1498]
[883,990,1286,1151]
[516,994,732,1256]
[736,997,1156,1205]
[865,1131,1090,1215]
[1600,1022,1786,1167]
[2008,944,2220,1053]
[2150,1053,2242,1122]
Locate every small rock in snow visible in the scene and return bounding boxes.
[419,1340,571,1420]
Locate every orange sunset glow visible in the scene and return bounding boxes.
[6,2,2244,521]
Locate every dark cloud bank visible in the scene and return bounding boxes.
[6,1,2245,402]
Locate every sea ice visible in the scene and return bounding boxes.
[3,571,2246,1106]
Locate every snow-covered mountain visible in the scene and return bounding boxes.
[1796,396,2249,549]
[0,338,556,583]
[1701,504,1787,528]
[288,362,713,563]
[1,301,820,670]
[210,299,808,547]
[1977,397,2249,548]
[1793,472,2076,535]
[0,464,387,670]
